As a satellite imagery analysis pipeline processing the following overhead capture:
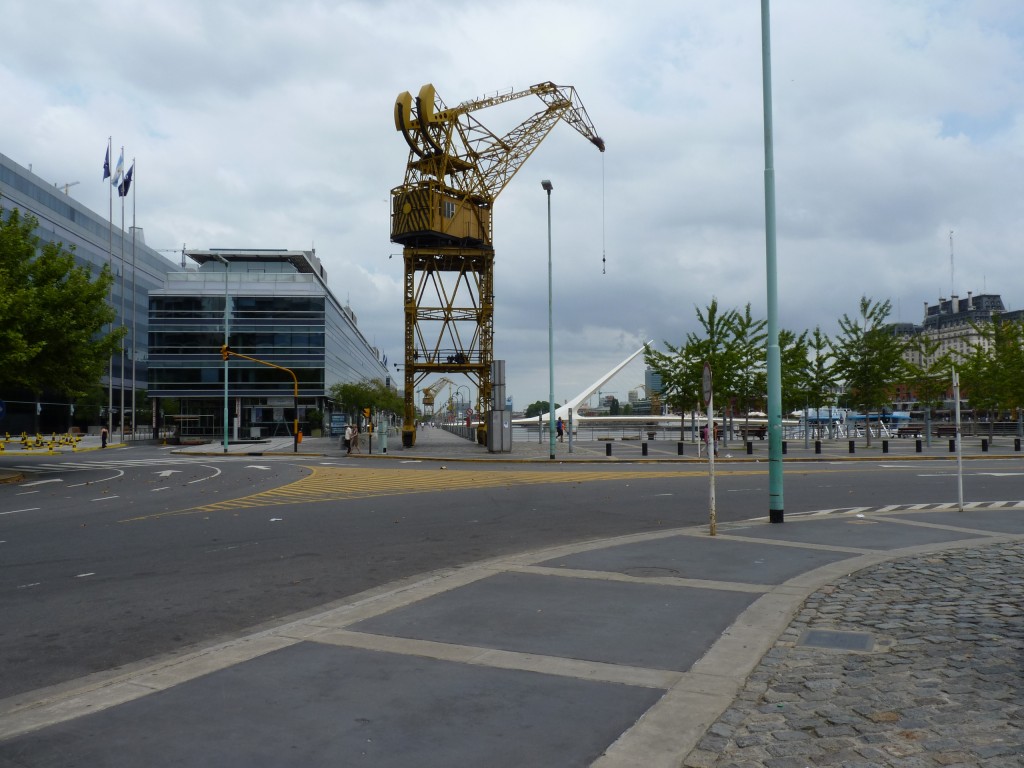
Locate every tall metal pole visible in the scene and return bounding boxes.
[953,368,964,512]
[542,179,555,460]
[214,255,230,453]
[130,159,137,444]
[762,0,784,523]
[118,163,126,444]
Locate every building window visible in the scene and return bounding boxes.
[442,200,456,219]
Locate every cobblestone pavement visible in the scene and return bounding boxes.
[684,541,1024,768]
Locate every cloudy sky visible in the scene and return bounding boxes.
[2,0,1023,408]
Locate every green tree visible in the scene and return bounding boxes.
[902,333,952,440]
[832,297,907,445]
[329,378,404,419]
[0,208,123,397]
[804,327,837,411]
[959,318,1024,439]
[778,328,810,415]
[524,400,559,418]
[729,303,768,418]
[646,299,749,413]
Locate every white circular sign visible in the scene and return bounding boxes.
[702,362,713,406]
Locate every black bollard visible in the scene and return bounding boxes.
[814,440,821,454]
[1016,438,1021,453]
[606,442,612,457]
[882,440,889,454]
[746,440,753,455]
[982,438,989,452]
[949,439,956,452]
[677,441,685,456]
[782,441,787,455]
[916,438,922,453]
[642,442,648,456]
[849,440,855,454]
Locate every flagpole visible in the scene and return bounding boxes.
[106,137,114,437]
[130,158,137,444]
[119,146,126,444]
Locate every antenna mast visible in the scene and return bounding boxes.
[949,230,954,296]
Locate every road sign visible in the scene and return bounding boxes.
[702,363,712,406]
[466,407,473,417]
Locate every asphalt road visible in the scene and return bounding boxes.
[2,448,1023,702]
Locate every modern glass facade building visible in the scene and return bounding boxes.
[0,151,179,434]
[148,249,387,439]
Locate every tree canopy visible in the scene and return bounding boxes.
[328,378,404,417]
[0,208,123,398]
[524,400,560,418]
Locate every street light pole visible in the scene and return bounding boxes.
[214,254,230,454]
[761,0,784,522]
[542,179,555,460]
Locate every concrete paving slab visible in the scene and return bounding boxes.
[0,642,663,768]
[888,506,1024,534]
[535,534,858,585]
[721,513,987,549]
[349,571,759,671]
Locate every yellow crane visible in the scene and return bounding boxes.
[392,81,604,446]
[420,376,457,417]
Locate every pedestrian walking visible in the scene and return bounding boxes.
[556,416,564,442]
[100,426,108,449]
[342,424,353,454]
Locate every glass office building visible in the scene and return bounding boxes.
[0,151,179,434]
[148,249,388,439]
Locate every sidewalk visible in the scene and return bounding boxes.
[169,424,1024,463]
[1,430,1022,766]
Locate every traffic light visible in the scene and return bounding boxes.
[363,407,371,419]
[220,344,230,361]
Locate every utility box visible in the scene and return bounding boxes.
[487,410,512,453]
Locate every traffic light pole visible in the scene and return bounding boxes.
[221,347,301,452]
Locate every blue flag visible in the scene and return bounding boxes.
[103,145,110,181]
[119,162,134,197]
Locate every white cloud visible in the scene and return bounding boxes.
[2,0,1023,407]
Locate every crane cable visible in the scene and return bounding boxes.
[601,152,607,274]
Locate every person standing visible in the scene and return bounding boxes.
[343,424,353,454]
[556,416,564,442]
[100,426,108,449]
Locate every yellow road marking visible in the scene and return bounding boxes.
[124,466,775,520]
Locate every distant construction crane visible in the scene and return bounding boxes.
[391,81,604,446]
[420,376,457,417]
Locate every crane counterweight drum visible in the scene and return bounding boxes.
[392,81,604,447]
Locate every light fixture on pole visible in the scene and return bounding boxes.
[541,179,555,460]
[213,254,230,454]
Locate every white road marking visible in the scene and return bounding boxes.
[22,479,63,487]
[245,465,271,470]
[151,487,171,492]
[75,573,95,578]
[1,508,40,516]
[68,469,125,487]
[90,496,120,502]
[16,490,39,496]
[187,465,222,484]
[17,583,41,589]
[155,470,181,477]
